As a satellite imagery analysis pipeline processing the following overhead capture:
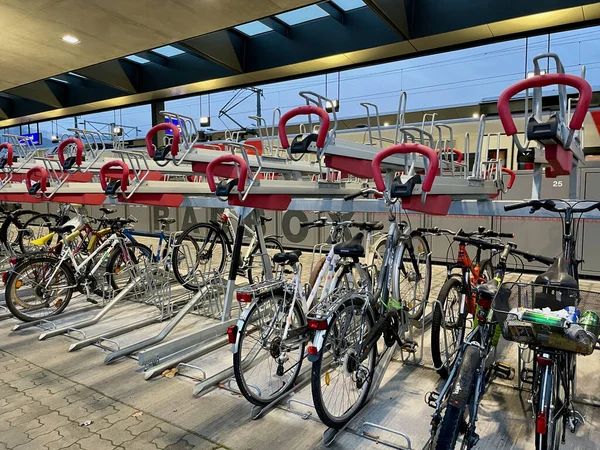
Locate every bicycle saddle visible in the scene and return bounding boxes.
[534,256,578,309]
[49,224,75,234]
[534,256,578,289]
[290,133,318,154]
[273,249,301,265]
[259,215,272,224]
[476,279,499,300]
[334,233,365,258]
[99,207,116,215]
[158,218,176,224]
[356,221,384,232]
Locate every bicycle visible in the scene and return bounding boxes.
[498,199,600,450]
[230,217,379,407]
[418,226,513,378]
[171,209,283,290]
[4,213,142,321]
[428,236,554,450]
[307,143,433,429]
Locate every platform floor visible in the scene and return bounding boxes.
[1,263,600,450]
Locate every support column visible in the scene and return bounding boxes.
[151,100,165,148]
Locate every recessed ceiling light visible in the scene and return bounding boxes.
[383,122,390,127]
[61,35,80,44]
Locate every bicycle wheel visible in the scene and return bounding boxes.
[432,345,481,450]
[5,255,75,322]
[431,277,465,379]
[394,232,431,320]
[105,242,152,291]
[535,361,564,450]
[233,292,305,406]
[311,296,376,429]
[479,259,494,282]
[246,236,284,284]
[369,236,387,275]
[172,223,227,291]
[5,209,38,249]
[17,213,62,253]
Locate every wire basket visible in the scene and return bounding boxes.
[493,282,600,355]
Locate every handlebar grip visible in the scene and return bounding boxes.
[25,166,49,193]
[504,202,532,212]
[416,227,439,233]
[278,106,330,149]
[498,73,592,136]
[344,191,364,201]
[57,138,84,169]
[205,154,248,194]
[0,143,14,167]
[498,232,515,238]
[371,143,439,192]
[145,123,180,157]
[299,221,314,228]
[99,160,130,192]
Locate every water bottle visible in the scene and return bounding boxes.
[563,306,581,323]
[579,311,600,342]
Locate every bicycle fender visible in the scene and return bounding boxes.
[231,308,253,353]
[309,328,328,363]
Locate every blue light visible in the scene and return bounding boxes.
[234,21,273,36]
[124,55,150,64]
[276,5,329,25]
[332,0,365,11]
[152,45,185,57]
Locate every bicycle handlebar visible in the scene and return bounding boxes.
[453,235,553,265]
[0,143,14,166]
[372,143,438,193]
[416,227,514,239]
[57,138,84,169]
[278,106,330,149]
[504,199,600,214]
[498,73,592,136]
[145,123,181,158]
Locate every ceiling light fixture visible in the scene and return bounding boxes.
[472,113,480,119]
[325,100,340,113]
[51,135,59,144]
[113,126,123,136]
[200,116,211,126]
[61,35,80,44]
[383,122,390,127]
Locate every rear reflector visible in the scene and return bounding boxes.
[227,325,238,344]
[307,318,328,330]
[1,272,6,283]
[8,257,17,265]
[536,412,547,434]
[221,213,229,223]
[307,345,318,355]
[236,292,252,303]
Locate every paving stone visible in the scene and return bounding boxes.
[178,434,218,450]
[0,417,31,448]
[15,417,43,434]
[0,364,35,383]
[27,412,70,439]
[122,427,165,449]
[60,445,83,450]
[58,395,104,422]
[0,383,19,399]
[39,386,80,410]
[0,408,24,432]
[77,433,117,450]
[1,392,35,413]
[126,414,162,436]
[64,387,95,405]
[9,402,53,427]
[96,416,138,446]
[12,430,61,450]
[152,423,189,448]
[8,370,48,391]
[45,422,93,450]
[103,404,137,424]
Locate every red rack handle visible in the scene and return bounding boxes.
[99,160,130,192]
[278,106,330,149]
[498,73,592,136]
[25,166,48,193]
[0,143,14,166]
[371,144,439,192]
[437,148,463,163]
[501,167,516,189]
[57,138,84,168]
[206,154,248,193]
[145,123,181,157]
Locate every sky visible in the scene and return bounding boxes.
[4,22,600,147]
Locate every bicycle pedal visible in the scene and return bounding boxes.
[425,391,439,408]
[494,362,515,381]
[469,432,480,446]
[86,298,98,305]
[401,340,418,353]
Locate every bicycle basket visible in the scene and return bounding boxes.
[492,282,600,355]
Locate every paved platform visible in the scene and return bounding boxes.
[1,262,600,450]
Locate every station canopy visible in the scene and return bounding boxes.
[1,0,600,126]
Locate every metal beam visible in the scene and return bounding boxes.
[52,74,86,89]
[177,30,245,73]
[6,81,64,108]
[74,60,139,94]
[317,1,344,23]
[138,51,170,67]
[364,0,412,39]
[0,97,11,119]
[259,17,290,37]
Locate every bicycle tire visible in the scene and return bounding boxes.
[246,236,284,284]
[233,292,306,406]
[105,242,152,292]
[5,255,75,322]
[479,259,494,283]
[308,256,326,292]
[431,277,464,379]
[172,222,227,291]
[311,296,376,429]
[2,209,38,249]
[535,362,564,450]
[432,345,481,450]
[394,232,432,320]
